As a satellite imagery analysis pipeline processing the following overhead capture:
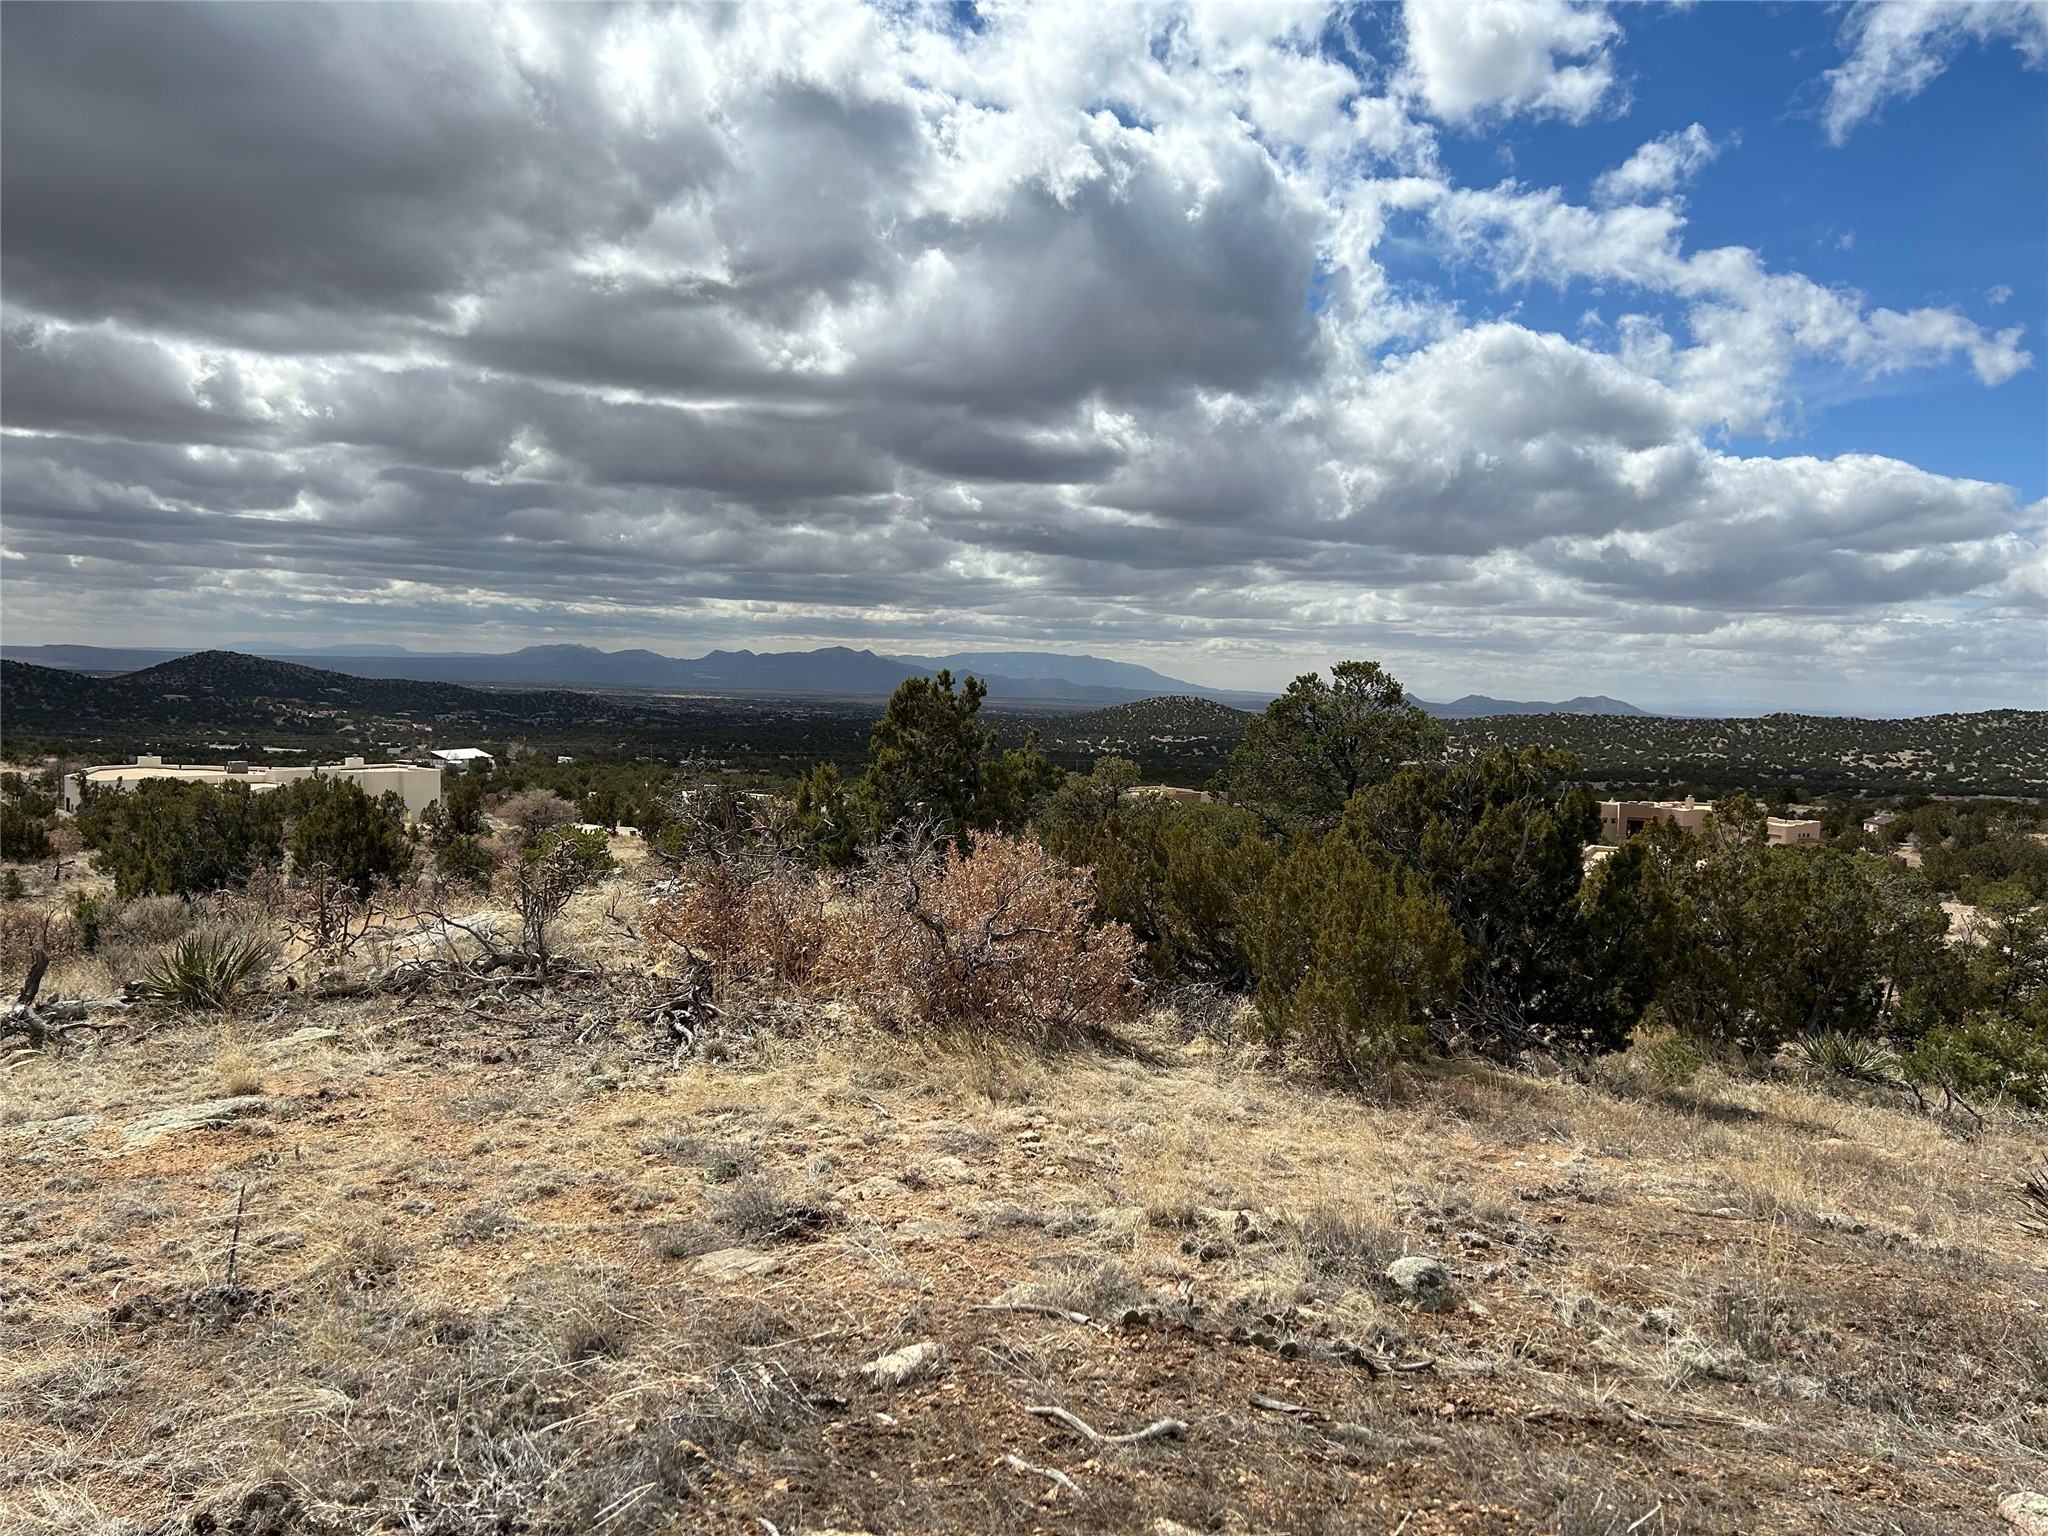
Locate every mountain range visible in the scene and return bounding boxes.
[0,642,1651,717]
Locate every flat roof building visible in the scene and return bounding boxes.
[1598,796,1823,848]
[1598,797,1711,845]
[427,748,495,769]
[62,756,443,822]
[1766,817,1822,846]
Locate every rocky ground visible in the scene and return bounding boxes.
[2,885,2045,1535]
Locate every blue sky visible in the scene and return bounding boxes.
[1415,1,2046,500]
[2,1,2043,713]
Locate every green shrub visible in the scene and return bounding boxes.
[66,891,106,952]
[77,779,286,898]
[136,930,275,1012]
[532,825,615,882]
[1645,1034,1706,1093]
[1902,1014,2048,1108]
[0,801,54,861]
[286,777,411,894]
[1046,797,1276,986]
[435,834,497,886]
[1,870,23,902]
[1246,831,1464,1080]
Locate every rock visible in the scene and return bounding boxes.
[6,1113,103,1142]
[122,1097,269,1146]
[271,1027,340,1049]
[925,1155,977,1185]
[1639,1307,1681,1336]
[861,1340,944,1389]
[691,1247,782,1281]
[2003,1493,2048,1535]
[1384,1256,1452,1310]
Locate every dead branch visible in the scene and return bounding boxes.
[16,948,49,1007]
[1000,1453,1080,1496]
[971,1303,1094,1325]
[1249,1393,1326,1419]
[1024,1404,1188,1447]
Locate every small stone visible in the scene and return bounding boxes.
[691,1247,781,1281]
[1385,1256,1452,1310]
[861,1340,944,1389]
[2003,1492,2048,1535]
[272,1027,340,1048]
[122,1097,269,1145]
[6,1113,103,1141]
[925,1155,977,1184]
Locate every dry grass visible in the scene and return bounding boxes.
[2,878,2045,1535]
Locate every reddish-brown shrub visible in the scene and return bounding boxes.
[826,833,1144,1046]
[647,858,831,992]
[1,904,77,972]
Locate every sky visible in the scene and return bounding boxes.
[2,0,2044,715]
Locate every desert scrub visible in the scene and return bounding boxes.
[825,833,1145,1046]
[136,929,274,1011]
[1245,833,1463,1081]
[648,858,830,992]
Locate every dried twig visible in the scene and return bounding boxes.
[972,1303,1094,1324]
[1024,1404,1188,1446]
[1001,1453,1080,1496]
[1249,1393,1326,1419]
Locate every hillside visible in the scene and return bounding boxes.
[1446,709,2048,797]
[0,652,687,745]
[993,695,1257,779]
[0,861,2040,1535]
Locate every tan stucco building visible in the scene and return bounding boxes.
[62,755,443,822]
[1598,796,1822,848]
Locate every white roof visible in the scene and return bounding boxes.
[429,748,495,762]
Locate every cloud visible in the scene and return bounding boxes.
[1821,0,2048,144]
[1592,123,1724,205]
[1401,0,1622,125]
[0,2,2036,710]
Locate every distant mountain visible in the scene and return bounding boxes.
[896,650,1203,695]
[0,651,682,736]
[0,641,1269,706]
[1416,694,1650,720]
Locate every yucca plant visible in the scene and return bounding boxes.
[1792,1029,1901,1086]
[136,930,275,1011]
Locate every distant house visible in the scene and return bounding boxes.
[1862,811,1897,835]
[1599,795,1822,848]
[62,755,443,822]
[427,747,495,771]
[1765,817,1822,847]
[1597,797,1711,844]
[1124,785,1214,806]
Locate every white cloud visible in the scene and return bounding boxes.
[1429,183,2033,433]
[1592,122,1724,204]
[0,2,2036,711]
[1401,0,1622,124]
[1822,0,2048,144]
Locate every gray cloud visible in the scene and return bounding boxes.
[0,2,2036,711]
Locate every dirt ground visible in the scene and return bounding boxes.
[2,881,2045,1535]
